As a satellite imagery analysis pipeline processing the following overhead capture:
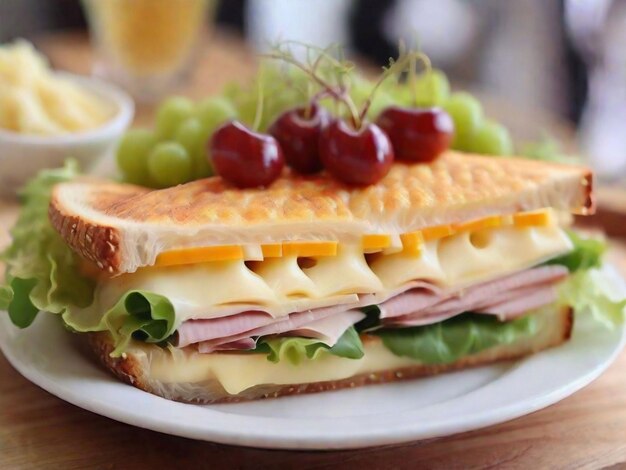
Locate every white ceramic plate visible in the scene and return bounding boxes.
[1,274,625,450]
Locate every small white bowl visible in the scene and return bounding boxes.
[0,73,134,197]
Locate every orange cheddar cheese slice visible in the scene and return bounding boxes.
[400,231,424,256]
[281,241,338,257]
[362,234,392,252]
[513,209,553,228]
[156,245,244,266]
[261,243,283,258]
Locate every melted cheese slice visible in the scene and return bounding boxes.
[369,240,446,288]
[150,340,416,394]
[437,225,570,285]
[301,244,383,296]
[252,256,318,298]
[94,225,572,323]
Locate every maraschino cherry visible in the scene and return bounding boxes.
[210,120,284,188]
[268,103,329,174]
[376,107,453,162]
[319,120,394,186]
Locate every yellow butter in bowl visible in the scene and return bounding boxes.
[0,40,115,135]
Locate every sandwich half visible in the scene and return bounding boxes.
[1,152,611,403]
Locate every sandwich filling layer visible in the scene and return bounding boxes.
[64,222,573,359]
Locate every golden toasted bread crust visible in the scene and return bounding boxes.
[50,152,593,273]
[86,307,573,404]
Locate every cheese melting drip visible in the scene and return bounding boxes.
[95,225,572,323]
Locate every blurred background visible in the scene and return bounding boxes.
[1,0,625,180]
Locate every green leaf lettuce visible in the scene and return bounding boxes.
[558,268,626,329]
[1,163,177,356]
[63,290,176,356]
[1,161,94,326]
[253,326,364,365]
[547,230,606,272]
[375,312,537,365]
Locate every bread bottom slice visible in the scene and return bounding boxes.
[86,306,573,404]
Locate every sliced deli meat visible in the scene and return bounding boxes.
[196,306,361,353]
[384,266,568,326]
[476,285,561,319]
[176,311,276,347]
[289,310,366,344]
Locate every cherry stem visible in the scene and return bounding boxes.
[304,81,314,119]
[264,51,362,129]
[409,54,418,107]
[252,72,264,132]
[357,53,412,123]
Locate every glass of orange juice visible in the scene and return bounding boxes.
[82,0,215,102]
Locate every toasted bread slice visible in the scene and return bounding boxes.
[85,306,573,404]
[50,152,592,273]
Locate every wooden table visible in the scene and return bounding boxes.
[2,32,626,469]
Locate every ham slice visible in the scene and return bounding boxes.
[210,338,258,351]
[197,307,362,353]
[177,303,353,348]
[177,311,274,347]
[199,310,365,353]
[476,285,559,320]
[385,266,567,326]
[378,290,445,319]
[289,310,365,344]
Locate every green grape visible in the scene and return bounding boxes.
[116,128,158,186]
[367,89,396,120]
[175,117,214,178]
[413,69,450,106]
[195,96,237,131]
[147,141,193,187]
[235,96,258,128]
[443,92,484,150]
[387,84,414,107]
[382,69,450,108]
[175,117,203,155]
[156,96,195,138]
[195,147,214,179]
[349,76,373,106]
[468,120,513,156]
[317,95,337,115]
[261,87,305,130]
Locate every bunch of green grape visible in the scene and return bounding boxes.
[116,96,237,188]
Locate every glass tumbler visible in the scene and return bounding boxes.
[82,0,214,102]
